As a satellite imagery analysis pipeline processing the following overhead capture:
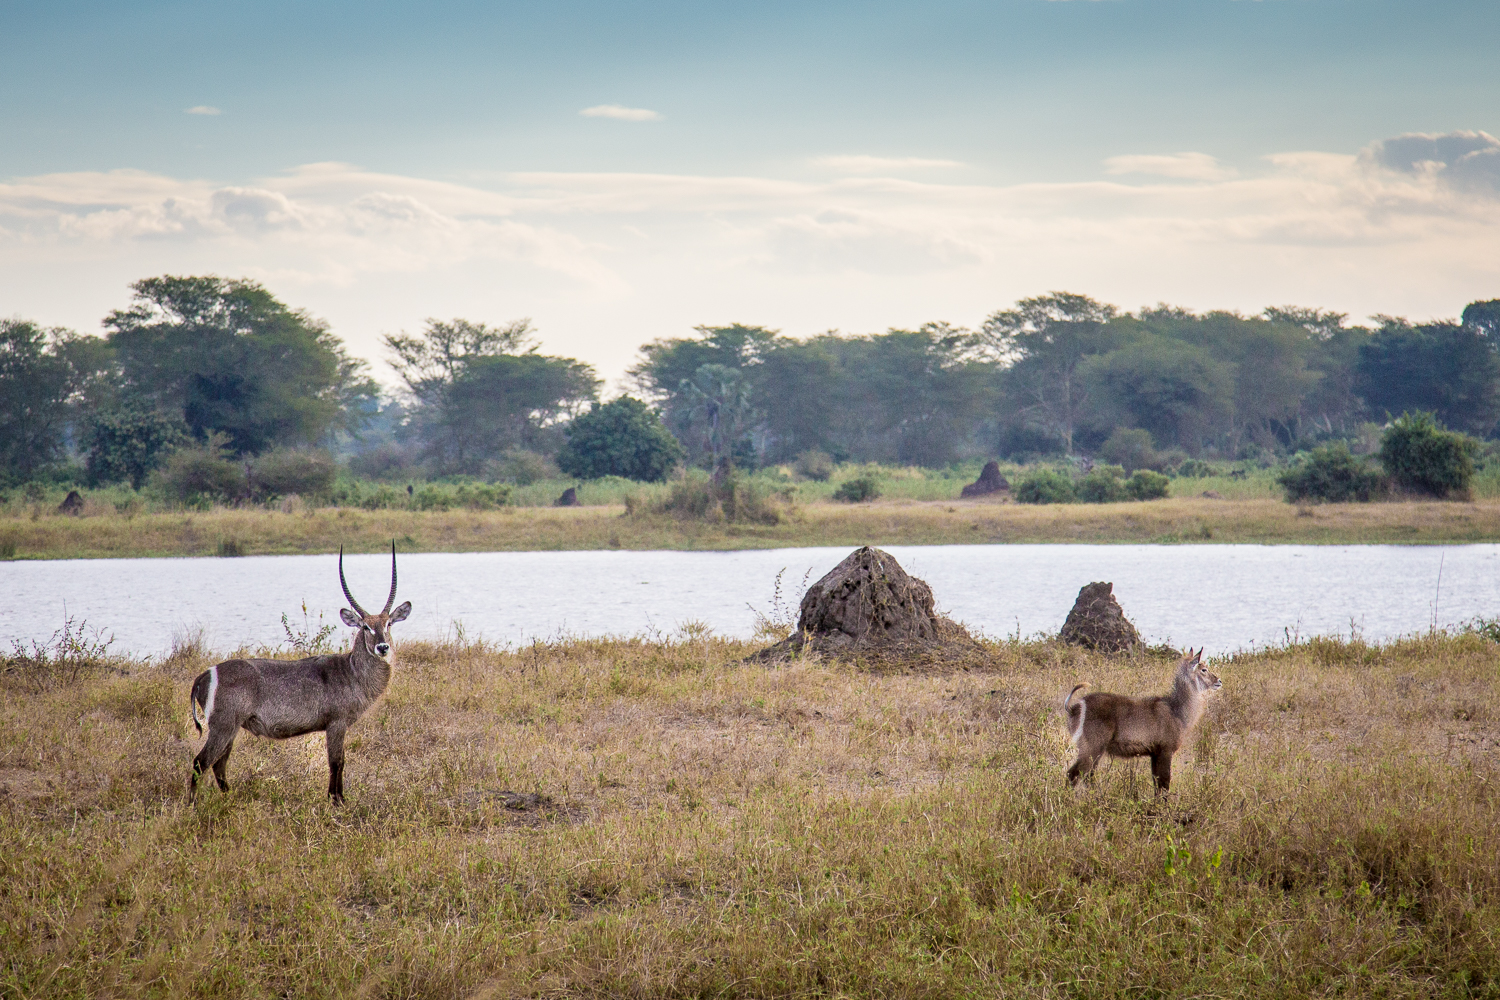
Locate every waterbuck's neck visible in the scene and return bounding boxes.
[345,632,393,702]
[1167,670,1208,729]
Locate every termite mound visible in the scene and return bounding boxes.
[751,546,981,672]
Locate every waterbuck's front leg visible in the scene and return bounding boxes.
[325,722,349,804]
[1150,749,1173,793]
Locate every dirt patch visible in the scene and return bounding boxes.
[456,789,586,826]
[1059,581,1141,654]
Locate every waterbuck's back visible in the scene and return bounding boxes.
[1080,691,1185,758]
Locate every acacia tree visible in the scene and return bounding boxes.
[982,293,1119,454]
[105,276,374,455]
[384,317,599,474]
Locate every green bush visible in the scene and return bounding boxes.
[1377,411,1479,498]
[154,434,244,506]
[1075,465,1128,503]
[792,450,835,481]
[408,482,511,511]
[1175,458,1215,478]
[1098,428,1157,474]
[1125,469,1171,500]
[1014,469,1076,504]
[356,484,410,511]
[832,475,882,503]
[1277,443,1386,503]
[250,449,337,502]
[558,397,683,482]
[84,404,187,489]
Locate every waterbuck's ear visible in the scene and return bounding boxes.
[388,601,412,624]
[339,608,362,627]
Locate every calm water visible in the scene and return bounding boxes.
[3,545,1496,658]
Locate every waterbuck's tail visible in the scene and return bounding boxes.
[1063,683,1089,744]
[189,671,211,735]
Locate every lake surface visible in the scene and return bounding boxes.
[4,545,1496,658]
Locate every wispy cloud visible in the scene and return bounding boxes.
[579,104,661,122]
[2,132,1497,382]
[1103,152,1235,181]
[812,155,964,174]
[184,105,222,116]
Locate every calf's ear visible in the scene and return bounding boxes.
[340,608,363,627]
[388,601,412,623]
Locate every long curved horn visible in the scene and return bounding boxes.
[339,545,368,618]
[381,540,398,616]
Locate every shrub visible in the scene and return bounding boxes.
[832,475,881,503]
[792,450,834,481]
[250,449,337,502]
[84,403,187,489]
[407,481,511,511]
[1014,469,1076,504]
[1378,411,1479,498]
[1125,469,1172,500]
[356,484,410,511]
[652,468,785,524]
[1175,458,1215,478]
[1098,428,1158,474]
[1075,465,1128,503]
[1277,443,1385,503]
[154,434,244,505]
[558,397,684,482]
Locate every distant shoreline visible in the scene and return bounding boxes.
[4,496,1499,560]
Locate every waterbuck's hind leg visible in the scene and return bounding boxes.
[325,723,348,804]
[190,724,237,801]
[1150,749,1173,793]
[211,740,234,791]
[1067,744,1105,786]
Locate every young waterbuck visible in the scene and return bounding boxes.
[1064,649,1221,794]
[188,543,412,803]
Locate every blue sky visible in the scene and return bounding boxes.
[3,0,1499,383]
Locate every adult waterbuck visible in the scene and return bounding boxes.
[1064,649,1221,794]
[188,543,412,803]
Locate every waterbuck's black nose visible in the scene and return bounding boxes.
[376,643,391,656]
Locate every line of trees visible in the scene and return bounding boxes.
[3,274,1499,492]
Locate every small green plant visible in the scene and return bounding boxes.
[216,537,245,557]
[652,468,786,524]
[1014,468,1075,504]
[748,567,811,643]
[281,601,339,654]
[832,475,881,503]
[1278,443,1386,503]
[155,432,245,506]
[4,614,115,692]
[0,536,15,560]
[1378,411,1479,498]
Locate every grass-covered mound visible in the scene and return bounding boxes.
[1,629,1496,997]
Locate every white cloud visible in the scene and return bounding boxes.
[1103,152,1236,181]
[184,105,222,116]
[579,104,661,122]
[812,155,965,174]
[2,133,1498,384]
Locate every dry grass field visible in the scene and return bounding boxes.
[8,496,1500,560]
[1,630,1497,998]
